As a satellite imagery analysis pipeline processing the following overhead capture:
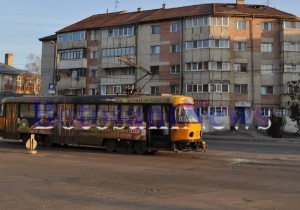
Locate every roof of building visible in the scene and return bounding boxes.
[56,3,300,33]
[0,62,33,75]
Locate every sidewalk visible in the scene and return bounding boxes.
[203,130,300,143]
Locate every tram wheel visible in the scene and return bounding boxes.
[43,136,52,147]
[104,139,116,152]
[134,141,146,155]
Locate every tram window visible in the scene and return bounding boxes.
[150,105,169,127]
[37,103,55,118]
[20,104,35,118]
[0,104,3,116]
[77,104,96,124]
[108,104,120,122]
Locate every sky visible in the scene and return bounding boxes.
[0,0,299,69]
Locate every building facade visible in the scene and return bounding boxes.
[39,0,300,131]
[0,53,40,99]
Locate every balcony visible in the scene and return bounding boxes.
[100,75,135,85]
[57,59,87,70]
[57,77,86,90]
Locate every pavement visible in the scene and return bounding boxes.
[203,130,300,143]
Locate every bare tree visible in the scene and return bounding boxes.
[25,53,41,75]
[287,80,300,134]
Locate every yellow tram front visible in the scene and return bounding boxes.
[170,96,207,152]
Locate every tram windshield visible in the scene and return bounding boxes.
[176,105,199,123]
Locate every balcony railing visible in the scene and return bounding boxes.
[57,77,86,89]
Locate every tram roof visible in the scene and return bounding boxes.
[2,94,194,105]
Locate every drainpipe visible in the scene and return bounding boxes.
[250,16,255,113]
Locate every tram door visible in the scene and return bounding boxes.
[5,103,18,139]
[57,104,75,144]
[148,105,171,149]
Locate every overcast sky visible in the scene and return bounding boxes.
[0,0,299,69]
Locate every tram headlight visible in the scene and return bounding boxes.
[189,131,194,138]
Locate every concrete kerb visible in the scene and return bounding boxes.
[203,131,300,143]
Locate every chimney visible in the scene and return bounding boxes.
[162,3,166,9]
[137,7,142,12]
[5,53,13,67]
[236,0,245,5]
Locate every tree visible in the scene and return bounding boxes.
[287,80,300,134]
[25,53,41,75]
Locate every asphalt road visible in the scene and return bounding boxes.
[0,139,299,210]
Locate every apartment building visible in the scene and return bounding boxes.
[39,0,300,131]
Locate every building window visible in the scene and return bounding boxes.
[261,43,273,52]
[261,64,273,74]
[91,69,96,77]
[284,64,299,72]
[234,84,248,94]
[90,88,96,95]
[102,26,134,38]
[186,62,209,71]
[150,66,159,75]
[102,47,135,57]
[209,106,228,116]
[261,107,273,116]
[151,86,159,95]
[57,31,86,42]
[186,84,198,93]
[90,50,98,59]
[209,62,230,71]
[170,85,179,94]
[170,65,180,74]
[283,42,300,52]
[284,21,300,29]
[261,22,273,31]
[234,21,246,30]
[151,46,160,54]
[59,49,86,60]
[170,23,181,32]
[261,86,273,95]
[234,63,247,72]
[90,30,97,40]
[186,39,229,49]
[234,42,246,51]
[105,69,113,76]
[151,25,160,34]
[186,16,228,28]
[171,44,181,53]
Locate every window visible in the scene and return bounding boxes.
[102,26,134,38]
[261,43,273,52]
[234,84,248,94]
[209,62,230,71]
[234,63,247,72]
[170,23,181,32]
[284,21,300,29]
[186,39,229,49]
[234,21,246,29]
[170,65,180,74]
[90,30,97,40]
[261,107,273,116]
[151,86,159,95]
[234,42,246,51]
[57,31,86,42]
[151,46,160,54]
[186,84,198,93]
[151,25,160,34]
[170,85,179,94]
[261,22,273,31]
[113,86,122,95]
[186,16,228,27]
[90,50,97,59]
[91,69,96,78]
[150,66,159,75]
[209,106,228,116]
[59,49,86,60]
[261,64,273,74]
[102,47,135,57]
[171,44,181,53]
[185,62,208,71]
[261,86,273,94]
[284,64,299,72]
[283,42,300,52]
